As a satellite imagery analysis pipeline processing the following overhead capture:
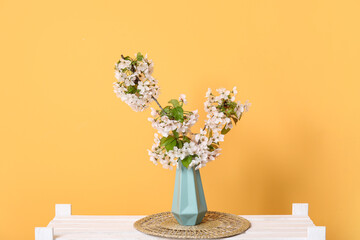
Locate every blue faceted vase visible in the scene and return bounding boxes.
[171,163,207,226]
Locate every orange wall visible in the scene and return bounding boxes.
[1,0,359,239]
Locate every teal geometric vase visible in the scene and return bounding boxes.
[171,162,207,226]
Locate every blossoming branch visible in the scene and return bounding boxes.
[114,53,250,170]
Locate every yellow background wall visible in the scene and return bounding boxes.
[1,0,359,239]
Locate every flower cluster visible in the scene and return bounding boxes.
[114,53,250,170]
[204,87,250,141]
[146,89,250,170]
[148,95,198,137]
[148,110,199,137]
[148,129,221,170]
[113,53,160,112]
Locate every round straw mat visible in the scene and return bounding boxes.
[134,211,251,239]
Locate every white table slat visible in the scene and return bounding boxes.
[36,203,326,240]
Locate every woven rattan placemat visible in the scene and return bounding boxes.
[134,211,251,239]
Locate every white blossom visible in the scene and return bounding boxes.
[147,87,250,170]
[148,108,199,137]
[147,128,222,170]
[114,53,250,170]
[150,108,157,117]
[204,87,250,145]
[179,94,187,104]
[113,54,160,112]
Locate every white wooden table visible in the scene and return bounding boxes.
[35,203,325,240]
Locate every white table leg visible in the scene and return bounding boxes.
[292,203,309,216]
[35,227,53,240]
[55,204,72,217]
[308,226,326,240]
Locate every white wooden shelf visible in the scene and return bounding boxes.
[35,203,326,240]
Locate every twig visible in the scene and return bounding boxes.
[152,96,164,111]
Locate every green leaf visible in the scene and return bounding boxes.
[211,143,219,148]
[136,52,144,61]
[172,130,179,138]
[168,99,180,107]
[172,107,184,122]
[165,139,177,151]
[182,136,191,143]
[160,106,171,116]
[160,137,168,146]
[160,136,175,147]
[208,143,219,151]
[123,56,131,60]
[177,140,183,149]
[229,101,237,108]
[221,126,231,135]
[131,60,137,66]
[126,85,138,94]
[209,129,213,138]
[232,117,238,125]
[181,155,193,168]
